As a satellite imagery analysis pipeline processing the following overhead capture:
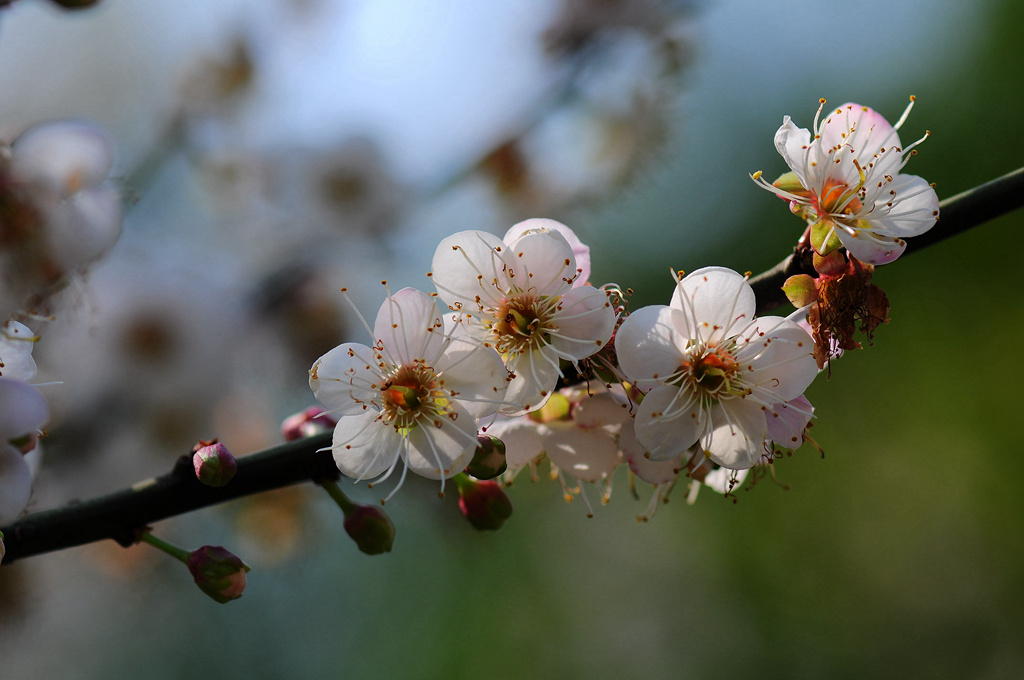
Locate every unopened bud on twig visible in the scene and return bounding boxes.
[187,545,250,604]
[455,474,513,531]
[192,440,237,487]
[320,480,395,554]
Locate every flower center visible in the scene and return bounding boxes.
[491,294,556,355]
[814,178,863,218]
[680,343,743,400]
[380,364,445,429]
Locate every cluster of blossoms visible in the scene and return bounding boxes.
[0,120,122,555]
[309,221,820,514]
[308,98,939,520]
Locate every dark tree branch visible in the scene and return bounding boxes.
[4,167,1024,565]
[1,433,335,564]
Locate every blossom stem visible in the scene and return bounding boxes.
[749,166,1024,313]
[319,479,356,514]
[138,531,191,564]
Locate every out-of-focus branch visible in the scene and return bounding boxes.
[749,166,1024,314]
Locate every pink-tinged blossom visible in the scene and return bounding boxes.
[431,219,616,414]
[616,267,818,470]
[309,287,508,497]
[753,98,938,265]
[766,395,814,450]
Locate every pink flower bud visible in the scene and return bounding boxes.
[281,406,338,442]
[457,477,513,531]
[465,434,507,480]
[192,441,237,487]
[186,546,250,603]
[343,504,395,555]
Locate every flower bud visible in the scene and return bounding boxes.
[456,476,513,531]
[192,440,237,487]
[343,504,396,555]
[186,546,250,604]
[465,434,507,480]
[281,406,337,441]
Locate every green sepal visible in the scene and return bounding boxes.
[782,275,818,308]
[528,392,571,423]
[809,219,842,256]
[772,171,807,195]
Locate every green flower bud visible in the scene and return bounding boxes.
[343,504,396,555]
[187,546,250,604]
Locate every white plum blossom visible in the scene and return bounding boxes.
[0,378,48,524]
[492,385,631,513]
[10,120,122,271]
[753,98,939,265]
[309,287,509,496]
[616,267,818,470]
[0,320,37,381]
[431,218,616,414]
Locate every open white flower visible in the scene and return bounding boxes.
[753,98,938,265]
[309,287,508,496]
[11,120,122,270]
[431,219,616,414]
[0,378,48,524]
[616,267,818,469]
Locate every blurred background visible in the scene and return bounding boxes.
[1,0,1023,678]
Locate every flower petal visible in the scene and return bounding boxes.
[865,173,939,238]
[435,337,508,419]
[0,379,48,441]
[701,399,767,469]
[502,346,562,414]
[331,412,400,480]
[774,116,817,189]
[12,120,115,193]
[432,230,509,309]
[373,287,446,366]
[504,218,591,286]
[547,285,615,360]
[616,305,684,384]
[736,317,818,403]
[543,426,619,483]
[0,321,37,382]
[621,421,685,485]
[404,402,478,480]
[309,342,380,415]
[487,416,544,472]
[766,395,814,449]
[502,229,575,296]
[633,384,702,460]
[672,267,756,344]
